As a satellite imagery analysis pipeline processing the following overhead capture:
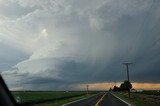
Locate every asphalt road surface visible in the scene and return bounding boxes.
[100,92,129,106]
[64,92,130,106]
[64,93,104,106]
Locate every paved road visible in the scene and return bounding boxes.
[64,93,104,106]
[100,93,129,106]
[64,92,130,106]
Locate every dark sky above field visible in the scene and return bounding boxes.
[0,0,160,90]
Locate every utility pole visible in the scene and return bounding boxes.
[86,85,89,95]
[123,62,132,97]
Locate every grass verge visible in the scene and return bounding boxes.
[113,92,160,106]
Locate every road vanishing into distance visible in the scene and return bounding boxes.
[100,93,129,106]
[63,92,130,106]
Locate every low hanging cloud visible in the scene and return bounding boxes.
[1,0,160,90]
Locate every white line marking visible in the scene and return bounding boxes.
[111,93,132,106]
[62,93,101,106]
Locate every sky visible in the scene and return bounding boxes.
[0,0,160,90]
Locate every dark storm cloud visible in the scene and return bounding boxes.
[1,0,160,90]
[0,43,29,71]
[88,0,160,83]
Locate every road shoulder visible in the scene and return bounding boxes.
[111,92,132,106]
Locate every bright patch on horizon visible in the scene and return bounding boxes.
[75,82,160,91]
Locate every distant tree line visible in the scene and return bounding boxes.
[109,80,132,92]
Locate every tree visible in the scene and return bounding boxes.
[113,86,119,92]
[120,80,132,91]
[109,88,112,91]
[120,83,125,91]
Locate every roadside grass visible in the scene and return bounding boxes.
[113,92,151,106]
[12,91,96,105]
[113,92,160,106]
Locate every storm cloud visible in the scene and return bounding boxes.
[0,0,160,90]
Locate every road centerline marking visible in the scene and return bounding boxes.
[94,92,107,106]
[62,93,101,106]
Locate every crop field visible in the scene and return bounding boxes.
[11,91,97,105]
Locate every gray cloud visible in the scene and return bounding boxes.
[0,42,29,71]
[0,0,38,19]
[0,0,160,90]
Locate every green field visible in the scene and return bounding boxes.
[12,91,97,105]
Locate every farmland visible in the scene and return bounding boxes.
[11,91,98,106]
